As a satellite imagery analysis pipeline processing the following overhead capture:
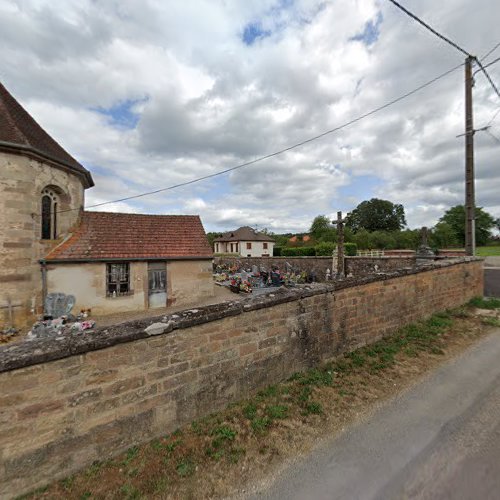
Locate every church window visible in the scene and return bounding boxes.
[41,188,59,239]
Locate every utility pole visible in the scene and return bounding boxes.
[465,56,475,256]
[332,211,346,278]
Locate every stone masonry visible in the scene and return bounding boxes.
[0,152,85,328]
[0,259,483,498]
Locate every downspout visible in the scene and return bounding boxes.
[40,259,48,316]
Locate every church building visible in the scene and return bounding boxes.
[0,82,213,329]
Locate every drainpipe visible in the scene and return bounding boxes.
[40,260,48,316]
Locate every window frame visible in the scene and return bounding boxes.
[41,188,59,240]
[106,263,132,297]
[246,242,252,250]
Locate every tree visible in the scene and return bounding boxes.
[439,205,496,247]
[309,215,336,242]
[346,198,406,233]
[430,222,459,249]
[206,232,222,248]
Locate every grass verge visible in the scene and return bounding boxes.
[18,300,500,500]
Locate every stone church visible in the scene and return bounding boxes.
[0,82,214,330]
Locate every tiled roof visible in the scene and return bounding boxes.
[214,226,275,243]
[46,212,213,261]
[0,82,94,188]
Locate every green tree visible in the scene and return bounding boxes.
[206,232,222,248]
[439,205,496,246]
[309,215,337,242]
[430,222,459,249]
[346,198,406,232]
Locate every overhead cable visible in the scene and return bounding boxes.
[474,59,500,100]
[387,0,471,57]
[63,62,464,213]
[481,41,500,62]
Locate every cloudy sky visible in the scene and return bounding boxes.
[1,0,499,233]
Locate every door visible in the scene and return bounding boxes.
[148,262,167,308]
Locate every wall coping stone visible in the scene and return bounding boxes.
[0,258,482,373]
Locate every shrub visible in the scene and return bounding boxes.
[315,242,335,256]
[345,242,357,256]
[273,246,282,256]
[281,247,316,256]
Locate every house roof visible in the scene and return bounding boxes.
[45,212,213,262]
[214,226,275,243]
[0,82,94,188]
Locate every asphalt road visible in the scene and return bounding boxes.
[484,268,500,298]
[246,328,500,500]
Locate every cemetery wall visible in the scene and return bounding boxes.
[214,255,416,280]
[344,256,416,276]
[0,258,483,498]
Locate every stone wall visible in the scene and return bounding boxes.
[214,255,417,280]
[214,255,333,277]
[0,259,483,498]
[345,256,416,276]
[0,152,86,329]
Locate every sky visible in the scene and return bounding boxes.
[1,0,499,233]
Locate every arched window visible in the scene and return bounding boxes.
[41,188,58,239]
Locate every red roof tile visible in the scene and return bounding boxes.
[0,82,94,188]
[46,212,213,261]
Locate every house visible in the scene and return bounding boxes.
[0,81,213,328]
[44,212,214,316]
[214,226,275,257]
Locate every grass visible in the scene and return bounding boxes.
[468,296,500,309]
[19,305,496,500]
[476,246,500,256]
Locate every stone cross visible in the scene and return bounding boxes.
[332,211,347,278]
[416,226,435,260]
[421,226,429,246]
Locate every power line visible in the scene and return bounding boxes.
[474,59,500,100]
[387,0,471,57]
[63,62,463,213]
[486,129,500,145]
[481,41,500,62]
[487,107,500,127]
[387,2,500,102]
[474,55,500,74]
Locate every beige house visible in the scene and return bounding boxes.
[45,212,214,316]
[0,82,213,329]
[214,226,275,257]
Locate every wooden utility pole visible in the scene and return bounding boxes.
[465,56,475,256]
[333,211,346,278]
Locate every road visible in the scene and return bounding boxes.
[484,257,500,298]
[246,328,500,500]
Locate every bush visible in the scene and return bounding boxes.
[273,246,282,256]
[281,247,316,256]
[345,242,357,256]
[315,242,335,256]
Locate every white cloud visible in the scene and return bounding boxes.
[1,0,499,233]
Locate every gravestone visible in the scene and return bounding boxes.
[45,293,76,318]
[416,227,435,261]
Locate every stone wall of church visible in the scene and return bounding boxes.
[0,152,86,329]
